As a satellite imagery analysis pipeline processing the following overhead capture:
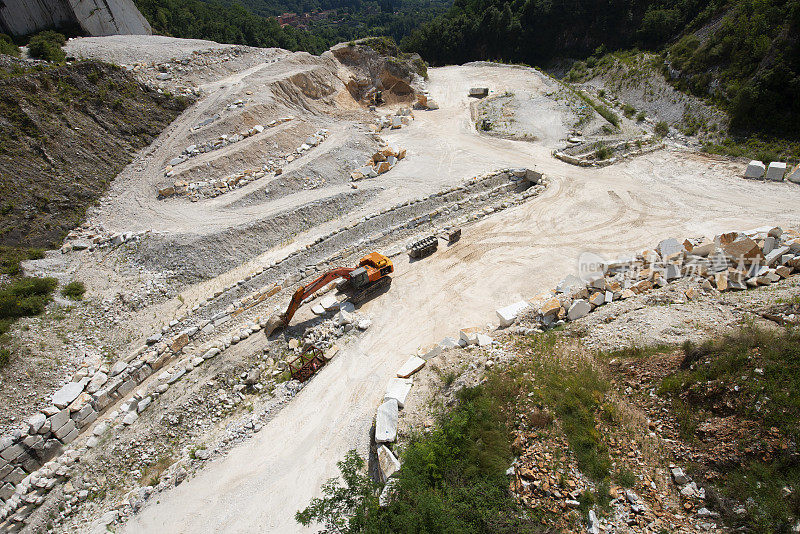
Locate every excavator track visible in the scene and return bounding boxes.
[409,235,439,259]
[349,275,392,304]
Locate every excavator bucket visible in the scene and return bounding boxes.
[263,313,285,338]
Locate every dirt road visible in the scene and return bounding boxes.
[122,63,800,533]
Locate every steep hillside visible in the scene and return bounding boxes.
[402,0,800,141]
[0,59,189,249]
[666,0,800,137]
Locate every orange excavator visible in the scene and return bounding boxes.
[264,252,393,336]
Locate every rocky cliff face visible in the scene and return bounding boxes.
[0,0,151,38]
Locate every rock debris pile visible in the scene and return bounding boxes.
[371,108,414,132]
[160,116,292,176]
[350,142,407,182]
[520,226,800,330]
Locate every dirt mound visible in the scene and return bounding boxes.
[0,60,189,248]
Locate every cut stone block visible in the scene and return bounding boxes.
[557,274,586,295]
[420,344,442,360]
[459,327,480,345]
[397,356,425,378]
[52,382,84,409]
[567,299,591,321]
[656,238,682,258]
[540,297,561,317]
[722,235,764,262]
[788,164,800,184]
[375,399,399,443]
[377,445,401,482]
[384,378,413,408]
[320,296,339,310]
[588,292,605,307]
[495,301,530,327]
[766,246,790,266]
[53,420,75,440]
[439,337,459,349]
[48,408,70,433]
[744,160,765,179]
[766,161,787,181]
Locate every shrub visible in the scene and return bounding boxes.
[0,34,20,57]
[594,143,613,160]
[411,57,428,79]
[27,31,66,62]
[658,326,800,530]
[0,247,45,276]
[575,90,619,127]
[654,121,669,136]
[0,277,57,319]
[0,348,9,368]
[622,103,636,118]
[61,281,85,301]
[636,111,646,122]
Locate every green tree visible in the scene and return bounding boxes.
[295,450,380,533]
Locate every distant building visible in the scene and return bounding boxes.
[277,9,335,28]
[277,12,298,26]
[0,0,152,38]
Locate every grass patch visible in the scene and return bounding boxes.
[622,103,636,118]
[599,343,674,361]
[702,136,800,165]
[654,121,669,136]
[0,34,20,58]
[490,334,612,481]
[0,246,45,276]
[140,454,174,487]
[61,281,85,301]
[0,277,57,323]
[593,142,613,160]
[575,90,620,127]
[614,468,637,488]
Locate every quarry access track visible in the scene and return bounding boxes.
[114,62,800,534]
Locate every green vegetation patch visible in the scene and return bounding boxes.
[0,34,20,58]
[0,277,57,320]
[27,31,66,63]
[658,327,800,531]
[0,247,45,276]
[703,136,800,165]
[61,281,85,301]
[575,90,620,128]
[297,385,538,533]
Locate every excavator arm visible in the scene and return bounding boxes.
[263,252,393,338]
[278,267,354,327]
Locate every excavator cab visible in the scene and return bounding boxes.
[351,253,393,288]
